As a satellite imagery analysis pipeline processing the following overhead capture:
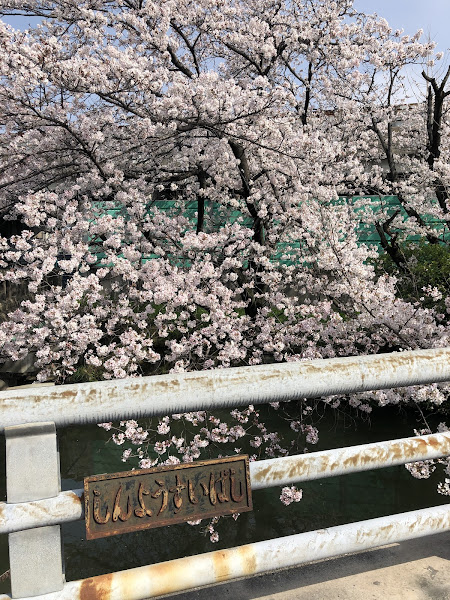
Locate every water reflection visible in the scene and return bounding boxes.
[0,404,447,592]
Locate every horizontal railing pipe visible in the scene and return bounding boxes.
[0,490,83,535]
[2,431,449,535]
[1,347,450,431]
[250,430,450,490]
[1,504,449,600]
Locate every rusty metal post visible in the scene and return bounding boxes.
[5,422,64,598]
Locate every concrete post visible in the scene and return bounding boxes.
[5,422,64,598]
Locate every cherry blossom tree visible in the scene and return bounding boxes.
[0,0,449,521]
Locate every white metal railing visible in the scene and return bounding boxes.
[0,347,450,599]
[2,431,450,536]
[2,347,450,431]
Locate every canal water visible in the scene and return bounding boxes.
[0,402,448,593]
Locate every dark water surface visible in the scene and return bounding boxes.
[0,403,448,593]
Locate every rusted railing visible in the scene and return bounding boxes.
[1,347,450,599]
[2,347,450,432]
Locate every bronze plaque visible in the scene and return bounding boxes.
[84,455,252,540]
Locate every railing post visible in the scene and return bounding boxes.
[5,422,64,598]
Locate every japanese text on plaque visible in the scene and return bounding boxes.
[84,455,252,539]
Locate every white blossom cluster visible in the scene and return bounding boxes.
[279,486,303,506]
[0,0,449,534]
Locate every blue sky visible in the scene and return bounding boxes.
[354,0,450,53]
[3,1,450,54]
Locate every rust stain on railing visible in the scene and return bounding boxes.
[79,574,113,600]
[0,490,84,535]
[2,347,450,431]
[0,505,449,600]
[211,545,257,582]
[250,432,450,489]
[76,543,259,600]
[2,433,449,536]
